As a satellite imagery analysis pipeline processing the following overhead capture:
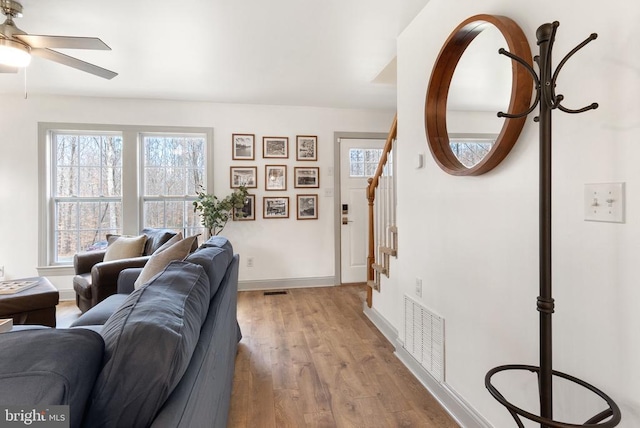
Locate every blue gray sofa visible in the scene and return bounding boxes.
[0,236,240,428]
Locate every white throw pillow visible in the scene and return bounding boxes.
[133,235,199,289]
[103,235,147,262]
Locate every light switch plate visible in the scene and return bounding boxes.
[584,183,625,223]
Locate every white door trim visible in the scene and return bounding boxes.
[332,131,387,285]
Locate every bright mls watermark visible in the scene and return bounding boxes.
[0,406,68,428]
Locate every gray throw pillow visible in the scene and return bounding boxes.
[82,261,210,428]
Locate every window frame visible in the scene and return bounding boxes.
[38,123,213,276]
[50,130,124,265]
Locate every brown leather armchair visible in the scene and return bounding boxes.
[72,228,178,313]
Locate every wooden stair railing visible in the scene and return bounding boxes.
[366,114,398,308]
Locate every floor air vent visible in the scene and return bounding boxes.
[403,295,445,382]
[263,290,288,296]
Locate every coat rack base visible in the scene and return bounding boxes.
[485,364,621,428]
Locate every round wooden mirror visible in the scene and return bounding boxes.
[425,14,533,176]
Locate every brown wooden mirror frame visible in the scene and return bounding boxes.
[425,14,533,176]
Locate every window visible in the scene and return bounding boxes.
[52,131,123,263]
[142,133,206,238]
[349,148,384,177]
[39,124,213,270]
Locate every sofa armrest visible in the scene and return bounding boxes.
[74,250,107,275]
[117,268,143,294]
[90,256,150,303]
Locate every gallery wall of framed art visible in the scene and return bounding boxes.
[229,133,320,221]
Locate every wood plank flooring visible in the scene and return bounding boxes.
[228,285,459,428]
[56,285,459,427]
[56,300,81,327]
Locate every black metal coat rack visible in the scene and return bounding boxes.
[484,22,621,428]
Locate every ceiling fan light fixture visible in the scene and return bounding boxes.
[0,38,31,67]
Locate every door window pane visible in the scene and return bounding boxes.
[349,148,384,177]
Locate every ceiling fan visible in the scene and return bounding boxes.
[0,0,117,79]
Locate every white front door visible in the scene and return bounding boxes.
[339,138,385,284]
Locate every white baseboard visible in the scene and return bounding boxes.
[363,303,398,344]
[59,289,75,301]
[238,276,335,291]
[363,304,492,428]
[394,343,492,428]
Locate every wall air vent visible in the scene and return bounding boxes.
[403,295,445,382]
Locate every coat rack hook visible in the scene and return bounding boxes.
[497,48,540,118]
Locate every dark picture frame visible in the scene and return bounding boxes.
[296,135,317,161]
[294,167,319,188]
[263,136,289,159]
[263,196,289,219]
[234,194,255,221]
[265,165,287,191]
[297,194,318,220]
[232,133,255,160]
[230,166,258,188]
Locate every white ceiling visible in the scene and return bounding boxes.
[0,0,431,109]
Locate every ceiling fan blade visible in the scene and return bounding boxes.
[32,48,118,79]
[15,34,111,50]
[0,64,18,73]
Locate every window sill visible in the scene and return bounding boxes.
[36,265,75,277]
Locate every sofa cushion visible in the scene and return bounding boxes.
[103,235,147,262]
[70,294,129,327]
[201,235,233,253]
[185,244,233,299]
[0,329,105,428]
[134,234,198,289]
[83,261,210,428]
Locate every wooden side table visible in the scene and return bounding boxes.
[0,277,59,327]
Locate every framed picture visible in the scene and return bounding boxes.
[232,133,255,160]
[294,167,319,188]
[234,194,255,221]
[296,135,317,161]
[263,197,289,219]
[263,136,289,158]
[297,194,318,220]
[230,166,258,188]
[265,165,287,191]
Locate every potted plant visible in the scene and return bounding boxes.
[193,186,249,236]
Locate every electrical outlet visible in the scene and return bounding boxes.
[0,265,4,281]
[246,257,254,268]
[415,278,422,298]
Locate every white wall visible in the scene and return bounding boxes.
[0,94,393,295]
[387,0,640,426]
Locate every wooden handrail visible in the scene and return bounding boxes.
[366,114,397,308]
[368,114,398,197]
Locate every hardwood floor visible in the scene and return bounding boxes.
[56,300,81,328]
[55,286,459,427]
[228,285,459,428]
